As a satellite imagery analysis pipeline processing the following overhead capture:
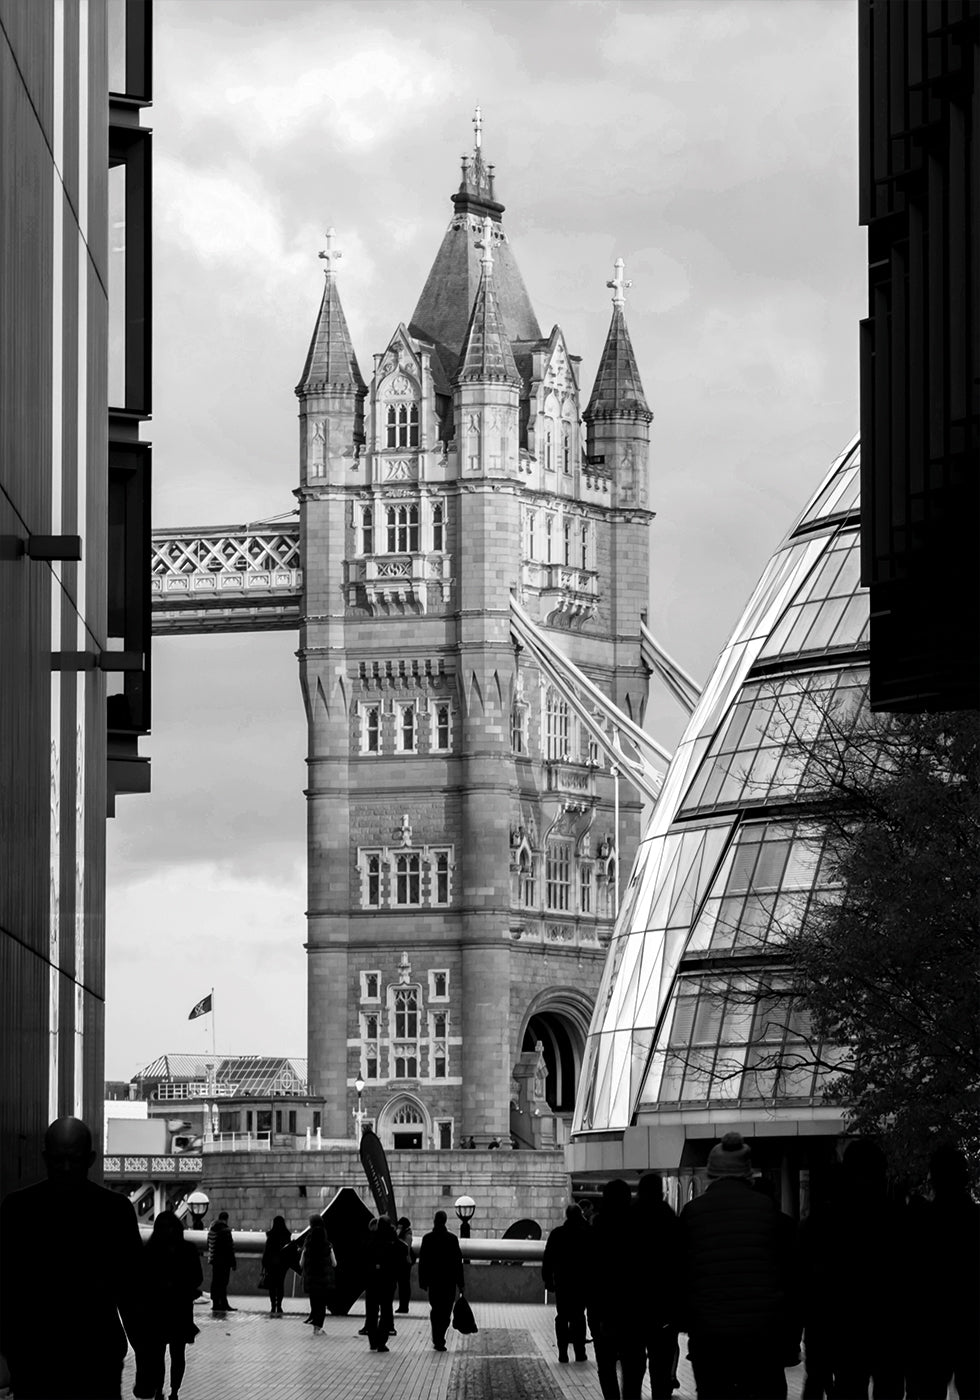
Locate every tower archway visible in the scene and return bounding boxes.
[518,988,593,1114]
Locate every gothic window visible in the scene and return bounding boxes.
[436,1120,453,1149]
[432,1011,448,1038]
[519,849,536,907]
[361,505,374,555]
[544,513,555,563]
[361,704,381,754]
[544,424,554,471]
[386,504,420,553]
[580,862,594,914]
[366,855,381,907]
[394,853,421,906]
[432,849,451,905]
[511,701,528,754]
[467,413,481,471]
[524,509,537,560]
[432,702,452,752]
[433,1045,447,1078]
[385,402,419,449]
[580,523,590,570]
[361,971,381,1001]
[429,969,449,1000]
[432,501,445,552]
[562,421,572,474]
[361,1012,380,1080]
[546,839,572,911]
[545,687,571,760]
[393,1048,418,1078]
[394,986,420,1039]
[563,518,572,566]
[396,702,417,752]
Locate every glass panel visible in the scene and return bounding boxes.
[108,162,127,408]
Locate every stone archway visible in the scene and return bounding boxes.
[517,988,593,1114]
[376,1093,431,1151]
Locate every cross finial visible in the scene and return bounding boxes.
[606,257,631,308]
[318,227,342,272]
[475,214,494,271]
[473,105,483,150]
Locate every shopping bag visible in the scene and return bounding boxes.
[452,1293,478,1335]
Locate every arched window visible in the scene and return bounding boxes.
[544,424,554,471]
[433,849,451,905]
[546,840,572,911]
[394,987,419,1038]
[386,504,420,553]
[580,523,590,570]
[385,402,419,449]
[519,849,536,907]
[563,518,572,566]
[361,505,374,555]
[562,421,572,474]
[545,687,571,760]
[367,855,381,907]
[432,501,444,552]
[394,853,421,905]
[385,405,398,449]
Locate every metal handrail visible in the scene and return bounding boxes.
[159,1227,545,1263]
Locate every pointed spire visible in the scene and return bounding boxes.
[456,107,500,213]
[296,229,366,396]
[455,218,520,385]
[585,258,651,421]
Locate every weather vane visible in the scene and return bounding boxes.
[606,257,631,308]
[473,105,483,150]
[319,227,342,271]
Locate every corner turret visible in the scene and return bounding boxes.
[296,229,366,484]
[584,259,652,509]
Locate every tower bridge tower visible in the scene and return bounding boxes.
[296,125,654,1147]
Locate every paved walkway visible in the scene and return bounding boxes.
[122,1294,808,1400]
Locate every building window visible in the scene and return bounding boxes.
[433,1045,448,1078]
[563,519,572,565]
[580,862,593,914]
[431,702,452,752]
[580,523,590,570]
[429,969,449,1000]
[361,971,381,1001]
[362,1012,381,1080]
[519,849,536,907]
[386,504,420,553]
[545,688,571,760]
[562,422,572,474]
[396,703,417,753]
[432,501,445,551]
[546,840,572,911]
[466,413,481,471]
[393,1047,418,1078]
[394,853,422,905]
[544,513,555,562]
[432,850,451,905]
[394,987,420,1038]
[361,506,374,555]
[386,402,419,449]
[366,855,381,908]
[437,1119,453,1149]
[544,424,554,471]
[361,704,381,754]
[525,509,537,560]
[511,701,528,754]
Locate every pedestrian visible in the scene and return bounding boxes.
[0,1115,152,1400]
[679,1132,790,1400]
[417,1209,465,1352]
[300,1214,336,1337]
[804,1139,905,1400]
[206,1210,237,1311]
[587,1178,646,1400]
[631,1173,681,1399]
[752,1177,803,1370]
[542,1203,593,1364]
[364,1216,402,1351]
[904,1144,979,1400]
[395,1216,414,1313]
[261,1215,292,1317]
[798,1167,838,1400]
[142,1210,202,1400]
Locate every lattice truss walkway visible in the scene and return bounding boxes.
[150,518,700,798]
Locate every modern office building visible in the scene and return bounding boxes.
[859,0,979,711]
[568,439,867,1210]
[0,0,152,1194]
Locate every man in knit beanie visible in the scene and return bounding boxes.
[678,1132,794,1399]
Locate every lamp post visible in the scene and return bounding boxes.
[186,1190,209,1227]
[353,1075,365,1138]
[454,1194,475,1239]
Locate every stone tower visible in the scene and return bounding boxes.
[296,123,654,1147]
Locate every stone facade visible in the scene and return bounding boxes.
[296,132,654,1148]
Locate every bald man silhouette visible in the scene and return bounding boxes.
[0,1116,151,1399]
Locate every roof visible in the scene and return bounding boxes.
[296,270,366,396]
[585,304,651,421]
[455,255,521,386]
[134,1054,308,1095]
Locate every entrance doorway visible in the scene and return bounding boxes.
[522,1011,580,1112]
[379,1097,429,1151]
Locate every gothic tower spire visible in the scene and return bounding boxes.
[584,259,651,422]
[296,229,366,397]
[455,218,521,385]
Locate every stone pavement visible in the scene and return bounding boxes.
[121,1293,807,1400]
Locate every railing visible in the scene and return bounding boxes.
[159,1226,545,1264]
[104,1155,203,1175]
[153,1082,240,1100]
[203,1132,271,1153]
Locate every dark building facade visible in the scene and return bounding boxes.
[0,0,151,1195]
[859,0,979,711]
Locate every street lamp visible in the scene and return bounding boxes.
[455,1194,476,1239]
[185,1190,209,1227]
[353,1075,365,1138]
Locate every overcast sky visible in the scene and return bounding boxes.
[104,0,864,1082]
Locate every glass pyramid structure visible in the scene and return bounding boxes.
[568,438,865,1177]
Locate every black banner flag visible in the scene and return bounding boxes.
[358,1127,398,1222]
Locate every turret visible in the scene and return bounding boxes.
[453,216,521,476]
[584,259,652,510]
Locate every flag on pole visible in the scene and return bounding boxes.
[188,993,213,1020]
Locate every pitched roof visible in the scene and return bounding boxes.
[296,269,365,396]
[585,305,651,421]
[134,1054,308,1094]
[455,256,521,386]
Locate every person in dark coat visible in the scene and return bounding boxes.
[417,1210,465,1352]
[679,1132,789,1400]
[395,1217,414,1313]
[631,1174,682,1399]
[300,1214,336,1336]
[142,1210,203,1400]
[206,1211,236,1311]
[587,1178,647,1400]
[0,1116,152,1400]
[261,1215,292,1317]
[364,1217,403,1351]
[542,1203,593,1363]
[904,1144,979,1400]
[804,1139,905,1400]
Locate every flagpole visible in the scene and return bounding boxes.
[211,986,216,1062]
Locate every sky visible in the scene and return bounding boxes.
[104,0,865,1081]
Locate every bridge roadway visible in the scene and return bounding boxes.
[120,1293,809,1400]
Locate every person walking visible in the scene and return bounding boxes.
[395,1217,414,1314]
[417,1210,465,1352]
[142,1211,202,1400]
[631,1174,681,1399]
[261,1215,292,1317]
[300,1214,336,1337]
[364,1217,402,1351]
[542,1203,593,1364]
[587,1178,646,1400]
[679,1132,791,1400]
[0,1116,152,1400]
[206,1211,237,1312]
